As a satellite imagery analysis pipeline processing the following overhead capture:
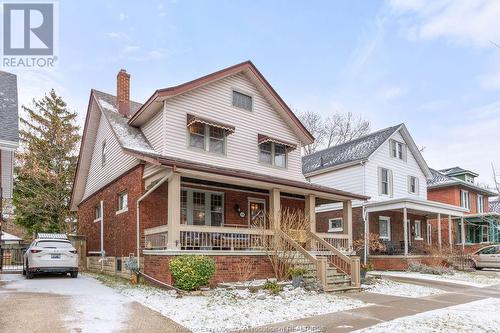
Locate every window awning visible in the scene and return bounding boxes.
[186,114,235,133]
[258,134,297,151]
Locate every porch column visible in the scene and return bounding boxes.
[167,173,181,249]
[270,188,281,230]
[437,213,442,252]
[364,210,370,264]
[343,200,353,249]
[448,215,453,252]
[403,207,408,256]
[305,194,316,234]
[460,216,465,251]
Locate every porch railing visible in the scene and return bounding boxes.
[144,226,168,250]
[179,225,273,251]
[315,233,350,251]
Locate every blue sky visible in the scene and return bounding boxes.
[13,0,500,186]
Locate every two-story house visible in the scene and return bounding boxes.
[71,61,367,288]
[427,167,499,253]
[303,124,467,269]
[0,71,19,235]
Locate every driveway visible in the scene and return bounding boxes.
[0,273,187,333]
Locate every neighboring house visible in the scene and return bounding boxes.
[0,71,19,240]
[303,124,467,269]
[427,167,499,252]
[71,61,367,288]
[491,199,500,214]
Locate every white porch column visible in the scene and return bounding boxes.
[305,194,316,234]
[448,215,453,252]
[270,188,281,230]
[437,213,442,252]
[461,216,466,251]
[343,200,353,249]
[403,207,408,256]
[167,173,181,249]
[364,210,369,265]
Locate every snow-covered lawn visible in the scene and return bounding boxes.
[355,297,500,333]
[363,278,445,298]
[106,279,368,332]
[371,270,500,288]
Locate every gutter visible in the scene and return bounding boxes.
[136,171,172,267]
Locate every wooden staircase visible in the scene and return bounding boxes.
[276,229,361,292]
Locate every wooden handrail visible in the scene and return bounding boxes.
[309,231,352,267]
[315,232,350,239]
[276,229,318,264]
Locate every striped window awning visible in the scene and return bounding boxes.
[258,134,297,151]
[186,114,235,133]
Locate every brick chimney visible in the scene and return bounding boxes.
[116,69,130,117]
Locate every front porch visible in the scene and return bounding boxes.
[136,163,366,287]
[365,198,468,263]
[455,213,500,252]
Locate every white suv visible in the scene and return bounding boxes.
[23,235,79,279]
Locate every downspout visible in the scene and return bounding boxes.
[361,161,368,265]
[100,200,104,271]
[136,171,172,267]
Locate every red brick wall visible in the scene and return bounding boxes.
[370,256,449,270]
[77,165,144,257]
[428,185,490,214]
[316,207,363,238]
[144,254,275,285]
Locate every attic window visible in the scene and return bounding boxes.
[232,91,252,111]
[390,140,406,161]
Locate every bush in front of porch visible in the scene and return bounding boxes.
[170,255,216,291]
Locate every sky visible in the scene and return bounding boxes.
[10,0,500,186]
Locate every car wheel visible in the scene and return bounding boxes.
[70,271,78,278]
[25,264,33,279]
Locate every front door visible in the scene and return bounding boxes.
[248,198,266,228]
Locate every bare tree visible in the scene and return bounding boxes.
[492,163,500,198]
[324,112,370,147]
[298,110,326,155]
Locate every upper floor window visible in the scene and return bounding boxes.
[408,176,418,194]
[477,194,484,213]
[379,167,392,195]
[232,90,252,111]
[390,139,406,161]
[328,218,343,232]
[117,191,128,213]
[187,115,235,155]
[101,141,107,167]
[465,175,474,183]
[258,135,296,169]
[94,202,102,221]
[460,190,470,209]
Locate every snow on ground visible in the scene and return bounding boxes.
[355,297,500,333]
[371,270,500,288]
[0,274,131,333]
[110,282,368,332]
[363,278,445,298]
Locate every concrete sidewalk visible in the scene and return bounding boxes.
[239,279,500,333]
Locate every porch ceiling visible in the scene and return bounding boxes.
[364,198,467,218]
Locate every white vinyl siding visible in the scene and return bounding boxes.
[141,108,164,152]
[365,131,427,202]
[141,73,304,180]
[82,113,139,200]
[0,150,14,199]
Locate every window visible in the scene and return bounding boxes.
[116,258,122,272]
[328,218,343,232]
[379,168,391,195]
[378,217,391,240]
[259,142,287,168]
[94,202,102,221]
[408,176,418,194]
[117,192,128,213]
[101,141,107,167]
[465,175,474,183]
[460,190,470,209]
[391,140,406,160]
[477,194,484,213]
[188,123,227,154]
[481,225,489,243]
[232,90,252,111]
[249,199,266,227]
[414,220,422,240]
[477,246,495,255]
[181,188,224,226]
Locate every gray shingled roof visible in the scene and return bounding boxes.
[302,124,401,174]
[93,90,158,155]
[428,168,497,196]
[490,200,500,213]
[440,166,478,177]
[0,71,19,143]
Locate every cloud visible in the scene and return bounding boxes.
[377,86,407,100]
[127,49,166,62]
[104,32,130,40]
[158,3,166,17]
[479,68,500,91]
[119,12,127,21]
[389,0,500,48]
[123,45,140,53]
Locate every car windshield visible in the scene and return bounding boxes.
[478,247,496,255]
[36,241,72,248]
